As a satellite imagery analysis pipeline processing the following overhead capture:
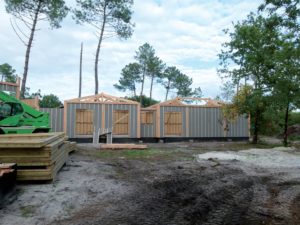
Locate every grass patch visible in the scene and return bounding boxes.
[77,140,289,161]
[289,135,300,141]
[79,148,194,161]
[254,142,283,149]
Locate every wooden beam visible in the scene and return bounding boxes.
[65,101,138,105]
[65,92,139,104]
[144,97,223,109]
[177,97,212,101]
[0,81,19,87]
[0,133,65,148]
[129,110,131,137]
[137,104,141,138]
[248,113,251,139]
[16,77,21,99]
[3,132,62,139]
[102,104,106,129]
[63,102,67,133]
[100,144,147,150]
[156,106,161,138]
[186,107,189,137]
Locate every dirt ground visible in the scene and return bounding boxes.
[1,140,300,225]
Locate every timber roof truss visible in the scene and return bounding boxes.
[65,92,139,105]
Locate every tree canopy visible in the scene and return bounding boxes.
[0,63,17,83]
[159,66,181,101]
[114,62,142,96]
[134,43,155,105]
[219,0,300,145]
[39,94,62,108]
[126,95,159,108]
[115,43,196,106]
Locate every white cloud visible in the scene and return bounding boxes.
[0,0,262,102]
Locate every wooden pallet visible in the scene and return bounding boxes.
[100,144,148,150]
[0,133,69,181]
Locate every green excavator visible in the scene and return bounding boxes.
[0,91,50,134]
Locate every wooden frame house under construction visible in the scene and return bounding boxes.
[64,93,140,140]
[39,94,249,142]
[1,79,249,142]
[141,97,250,141]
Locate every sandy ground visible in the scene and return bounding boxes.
[0,154,132,225]
[1,141,300,225]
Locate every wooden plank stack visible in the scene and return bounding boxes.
[0,132,69,181]
[67,142,76,154]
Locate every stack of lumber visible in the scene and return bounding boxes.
[0,132,69,181]
[100,143,148,150]
[0,163,16,206]
[67,142,76,154]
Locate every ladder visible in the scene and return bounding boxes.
[93,127,113,144]
[92,113,128,145]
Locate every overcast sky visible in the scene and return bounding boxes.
[0,0,262,101]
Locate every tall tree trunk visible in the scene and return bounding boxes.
[79,42,83,98]
[165,80,171,101]
[283,103,289,147]
[21,1,42,98]
[94,5,107,95]
[149,75,154,102]
[165,88,169,101]
[140,69,146,106]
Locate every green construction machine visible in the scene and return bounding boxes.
[0,91,50,134]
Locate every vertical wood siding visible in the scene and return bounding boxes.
[75,109,94,135]
[65,103,138,138]
[164,112,183,136]
[152,106,249,138]
[66,103,102,138]
[40,108,64,132]
[189,107,223,137]
[105,104,137,138]
[141,111,156,137]
[160,106,187,137]
[113,110,129,135]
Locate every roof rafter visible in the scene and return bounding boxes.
[65,92,139,105]
[146,97,223,109]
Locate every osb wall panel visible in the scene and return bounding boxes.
[113,110,129,135]
[75,109,94,135]
[164,112,182,136]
